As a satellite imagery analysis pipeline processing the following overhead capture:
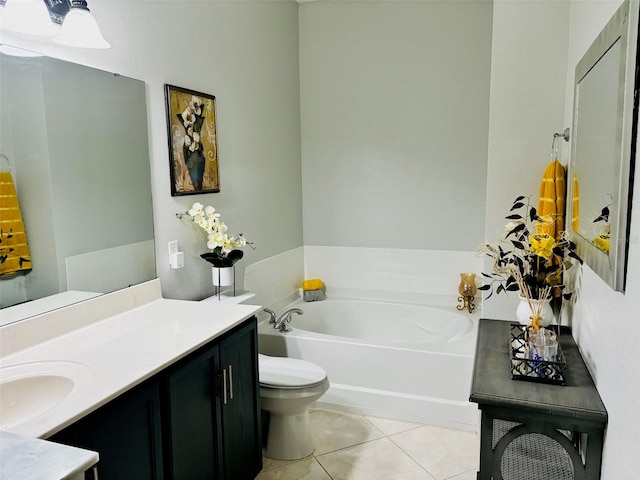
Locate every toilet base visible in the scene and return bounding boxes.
[263,411,315,460]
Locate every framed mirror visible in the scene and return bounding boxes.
[0,47,156,325]
[569,0,639,291]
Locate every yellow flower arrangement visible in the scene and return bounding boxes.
[478,196,583,327]
[530,234,556,260]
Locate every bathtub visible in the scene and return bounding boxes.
[257,289,479,431]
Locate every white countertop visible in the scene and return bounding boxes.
[0,431,98,480]
[0,280,262,439]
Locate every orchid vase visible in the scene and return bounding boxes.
[212,266,234,287]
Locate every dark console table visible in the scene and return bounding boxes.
[470,319,607,480]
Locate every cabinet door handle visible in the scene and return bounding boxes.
[228,364,234,401]
[222,368,228,405]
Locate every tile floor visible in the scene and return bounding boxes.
[256,408,479,480]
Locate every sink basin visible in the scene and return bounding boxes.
[0,361,92,430]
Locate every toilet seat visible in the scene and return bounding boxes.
[258,354,327,389]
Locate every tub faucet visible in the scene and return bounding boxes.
[263,308,277,325]
[274,308,303,332]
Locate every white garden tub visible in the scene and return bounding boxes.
[258,289,479,431]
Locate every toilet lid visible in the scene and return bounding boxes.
[258,354,327,388]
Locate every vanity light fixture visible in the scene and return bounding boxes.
[0,0,109,49]
[53,0,110,49]
[1,0,60,36]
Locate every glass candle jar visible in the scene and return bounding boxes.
[458,273,478,297]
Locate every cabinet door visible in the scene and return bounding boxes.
[50,379,163,480]
[165,343,221,480]
[219,318,262,480]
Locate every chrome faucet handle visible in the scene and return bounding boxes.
[263,308,277,324]
[276,308,303,332]
[277,320,291,332]
[275,312,291,331]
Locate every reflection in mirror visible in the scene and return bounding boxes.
[569,0,638,291]
[573,37,621,254]
[0,46,156,325]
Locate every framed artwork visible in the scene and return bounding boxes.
[165,84,220,196]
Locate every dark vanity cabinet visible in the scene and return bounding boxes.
[165,318,262,480]
[51,378,164,479]
[51,317,262,480]
[165,339,220,479]
[217,321,264,480]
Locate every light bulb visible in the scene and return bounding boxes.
[53,1,109,49]
[2,0,60,37]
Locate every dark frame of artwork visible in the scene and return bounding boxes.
[165,84,220,196]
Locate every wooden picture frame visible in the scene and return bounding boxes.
[165,84,220,196]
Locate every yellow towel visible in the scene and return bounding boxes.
[572,173,580,231]
[536,160,566,240]
[302,279,323,291]
[0,171,32,277]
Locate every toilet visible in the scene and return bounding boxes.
[258,353,329,460]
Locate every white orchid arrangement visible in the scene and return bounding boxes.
[183,202,254,267]
[179,95,205,155]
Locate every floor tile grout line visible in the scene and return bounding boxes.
[386,428,480,480]
[312,416,439,480]
[309,455,335,480]
[313,434,387,459]
[380,426,436,479]
[442,467,478,480]
[307,409,387,457]
[258,408,480,479]
[362,414,426,436]
[260,456,309,473]
[385,433,439,480]
[313,435,436,480]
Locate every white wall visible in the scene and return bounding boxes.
[244,247,304,309]
[304,245,483,297]
[485,1,640,477]
[483,0,571,321]
[299,1,492,251]
[563,2,640,478]
[1,0,304,302]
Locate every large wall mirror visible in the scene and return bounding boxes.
[569,0,638,291]
[0,46,156,326]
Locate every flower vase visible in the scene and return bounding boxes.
[516,294,553,327]
[185,149,205,190]
[212,266,234,287]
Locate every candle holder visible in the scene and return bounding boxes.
[457,272,477,314]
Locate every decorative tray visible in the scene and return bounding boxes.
[509,323,566,385]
